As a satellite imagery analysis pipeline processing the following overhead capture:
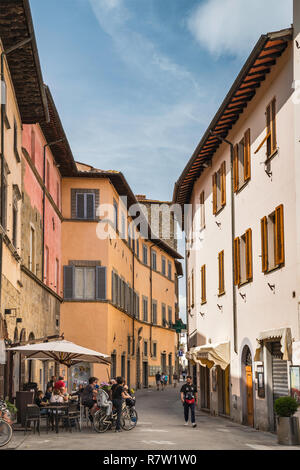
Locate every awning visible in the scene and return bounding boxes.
[254,327,292,361]
[187,342,230,370]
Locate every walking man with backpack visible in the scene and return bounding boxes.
[180,375,197,428]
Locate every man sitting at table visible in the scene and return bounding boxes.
[82,377,98,420]
[50,388,64,403]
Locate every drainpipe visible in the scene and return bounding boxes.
[42,139,64,282]
[149,243,155,358]
[132,247,135,357]
[210,131,238,354]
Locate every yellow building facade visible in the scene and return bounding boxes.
[61,164,182,389]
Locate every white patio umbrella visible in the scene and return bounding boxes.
[7,340,111,367]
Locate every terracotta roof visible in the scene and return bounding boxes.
[72,162,183,260]
[173,28,293,207]
[0,0,49,123]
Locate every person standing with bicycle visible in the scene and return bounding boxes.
[112,377,127,433]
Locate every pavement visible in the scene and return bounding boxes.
[3,384,300,450]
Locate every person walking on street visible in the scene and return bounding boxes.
[182,369,187,381]
[160,373,165,391]
[180,375,197,428]
[155,371,161,391]
[173,371,178,387]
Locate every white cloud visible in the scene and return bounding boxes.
[187,0,292,58]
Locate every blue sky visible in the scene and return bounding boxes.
[30,0,292,317]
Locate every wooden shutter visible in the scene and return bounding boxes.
[86,194,95,219]
[201,265,206,303]
[233,144,239,192]
[221,161,226,206]
[261,216,268,273]
[218,251,224,294]
[212,173,217,214]
[275,204,284,265]
[96,266,106,300]
[63,266,74,299]
[244,129,251,182]
[234,237,240,285]
[76,193,85,219]
[245,228,253,281]
[271,98,277,153]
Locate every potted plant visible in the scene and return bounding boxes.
[274,396,300,445]
[5,400,18,423]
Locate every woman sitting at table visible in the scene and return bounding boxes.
[50,388,64,404]
[43,386,53,402]
[59,387,69,402]
[35,390,48,415]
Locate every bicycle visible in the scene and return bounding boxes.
[0,400,13,448]
[93,402,138,433]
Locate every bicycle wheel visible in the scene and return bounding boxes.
[121,407,137,431]
[93,409,111,433]
[0,419,13,447]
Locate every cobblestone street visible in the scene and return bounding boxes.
[4,384,300,451]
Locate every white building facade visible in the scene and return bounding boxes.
[173,2,300,432]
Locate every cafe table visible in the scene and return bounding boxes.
[42,403,69,434]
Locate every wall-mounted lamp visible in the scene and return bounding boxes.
[215,221,221,228]
[268,283,275,292]
[239,292,246,300]
[217,304,223,311]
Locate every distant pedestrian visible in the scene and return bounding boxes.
[182,369,187,381]
[155,371,161,391]
[164,373,168,388]
[180,375,197,428]
[160,373,165,391]
[173,372,178,387]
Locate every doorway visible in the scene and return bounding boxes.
[200,365,210,410]
[142,361,148,388]
[242,345,254,427]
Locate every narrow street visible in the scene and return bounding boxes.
[5,385,300,451]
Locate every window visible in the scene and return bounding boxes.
[233,129,251,192]
[168,261,172,280]
[113,199,118,231]
[55,259,59,293]
[191,270,195,307]
[261,205,284,273]
[12,199,18,248]
[63,265,106,300]
[152,300,157,325]
[162,304,167,326]
[168,306,172,326]
[121,213,126,239]
[162,256,166,276]
[76,193,95,220]
[144,341,148,357]
[218,251,225,295]
[45,246,49,285]
[153,342,157,358]
[151,250,157,271]
[136,239,139,259]
[13,119,20,162]
[234,229,253,285]
[266,98,277,158]
[143,245,148,265]
[201,265,206,304]
[143,297,148,322]
[187,277,191,312]
[200,191,205,229]
[29,226,35,274]
[127,336,131,355]
[0,172,7,229]
[212,161,226,214]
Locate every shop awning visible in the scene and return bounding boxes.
[186,342,230,370]
[254,327,292,361]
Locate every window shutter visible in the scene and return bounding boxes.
[245,228,253,281]
[201,265,206,303]
[96,266,106,300]
[86,194,95,219]
[233,145,239,192]
[212,173,217,214]
[271,98,277,153]
[261,217,268,273]
[218,251,224,294]
[76,194,85,219]
[275,204,284,265]
[234,237,240,285]
[244,129,251,182]
[63,266,74,299]
[221,161,226,206]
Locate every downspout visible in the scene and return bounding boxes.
[210,131,238,354]
[132,247,135,357]
[42,139,64,282]
[149,243,155,358]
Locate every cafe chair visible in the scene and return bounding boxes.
[63,402,81,432]
[24,404,41,435]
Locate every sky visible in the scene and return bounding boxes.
[30,0,292,319]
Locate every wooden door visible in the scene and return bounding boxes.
[245,365,254,427]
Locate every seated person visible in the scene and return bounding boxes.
[54,376,66,390]
[59,387,69,402]
[81,377,99,418]
[50,388,64,404]
[43,386,52,402]
[35,390,48,415]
